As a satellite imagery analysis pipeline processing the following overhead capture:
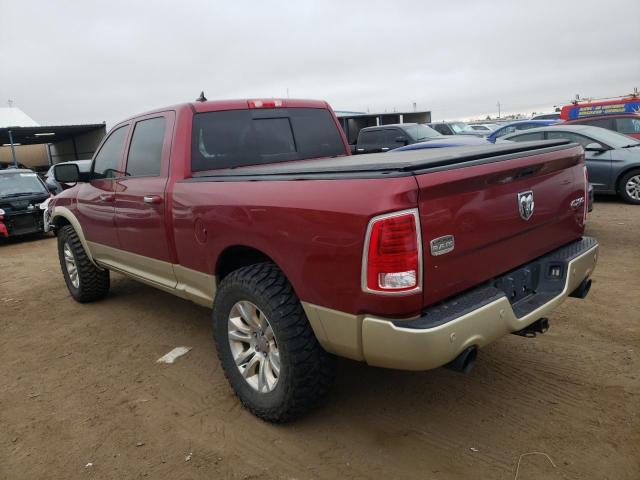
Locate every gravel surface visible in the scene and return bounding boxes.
[1,198,638,479]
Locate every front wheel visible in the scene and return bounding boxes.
[618,169,640,204]
[57,225,110,302]
[212,263,334,422]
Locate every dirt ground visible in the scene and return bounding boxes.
[1,199,638,480]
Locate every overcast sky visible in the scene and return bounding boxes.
[1,0,639,127]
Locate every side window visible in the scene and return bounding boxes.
[515,123,538,131]
[360,130,382,146]
[126,117,167,177]
[546,131,593,147]
[431,124,447,135]
[579,118,613,130]
[508,132,545,142]
[384,129,404,146]
[495,126,515,138]
[615,117,640,135]
[93,125,128,179]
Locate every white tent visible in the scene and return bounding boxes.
[0,107,39,128]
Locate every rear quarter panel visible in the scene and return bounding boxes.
[171,176,424,317]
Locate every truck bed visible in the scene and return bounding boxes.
[188,140,573,180]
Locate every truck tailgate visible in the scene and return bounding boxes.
[416,144,586,307]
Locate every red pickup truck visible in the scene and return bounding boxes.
[49,98,598,422]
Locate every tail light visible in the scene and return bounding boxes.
[248,99,284,109]
[362,209,422,294]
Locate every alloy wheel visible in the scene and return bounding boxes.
[625,174,640,201]
[227,300,280,393]
[63,242,79,288]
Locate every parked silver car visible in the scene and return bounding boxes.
[503,125,640,204]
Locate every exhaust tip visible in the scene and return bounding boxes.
[445,346,477,374]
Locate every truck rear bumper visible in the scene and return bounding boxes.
[360,237,598,370]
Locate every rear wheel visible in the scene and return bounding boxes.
[57,225,110,302]
[212,263,334,422]
[618,169,640,204]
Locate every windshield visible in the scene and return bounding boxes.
[0,172,48,197]
[591,128,640,148]
[449,122,475,134]
[405,124,442,141]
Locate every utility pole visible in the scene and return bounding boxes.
[8,129,18,168]
[497,101,501,119]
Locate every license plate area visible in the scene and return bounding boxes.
[492,259,567,307]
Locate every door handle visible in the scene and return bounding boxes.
[99,193,115,203]
[143,195,162,205]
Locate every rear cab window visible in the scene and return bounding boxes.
[192,108,346,171]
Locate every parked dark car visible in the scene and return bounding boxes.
[427,122,485,137]
[487,119,560,143]
[354,123,441,153]
[562,114,640,140]
[0,169,52,238]
[44,160,92,194]
[502,125,640,204]
[0,161,28,170]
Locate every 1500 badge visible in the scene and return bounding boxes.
[430,235,455,256]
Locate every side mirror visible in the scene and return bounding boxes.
[584,142,607,152]
[349,145,357,154]
[395,136,409,145]
[54,163,81,183]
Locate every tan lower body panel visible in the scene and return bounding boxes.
[305,243,599,371]
[302,303,364,361]
[87,241,215,308]
[174,264,216,307]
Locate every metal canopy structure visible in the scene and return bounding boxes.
[0,123,106,169]
[0,123,105,146]
[336,111,432,144]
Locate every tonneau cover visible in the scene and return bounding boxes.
[190,140,573,179]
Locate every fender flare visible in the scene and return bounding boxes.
[51,206,98,266]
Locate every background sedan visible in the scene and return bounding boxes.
[502,125,640,204]
[487,119,560,143]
